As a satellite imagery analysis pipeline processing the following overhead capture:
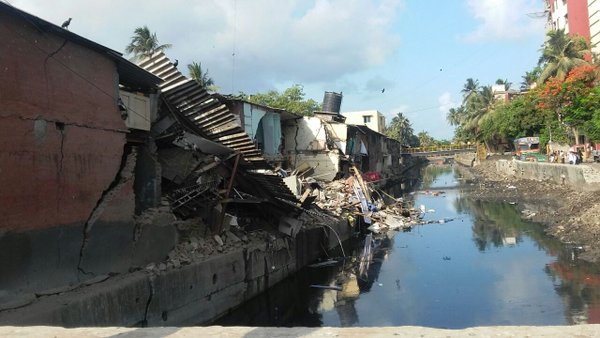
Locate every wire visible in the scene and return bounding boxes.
[231,0,237,94]
[3,20,152,123]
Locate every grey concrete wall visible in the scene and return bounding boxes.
[496,159,600,191]
[0,219,352,327]
[3,325,600,338]
[454,153,477,167]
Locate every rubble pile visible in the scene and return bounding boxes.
[303,167,418,234]
[145,216,293,273]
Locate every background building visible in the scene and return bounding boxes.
[546,0,591,38]
[341,110,386,134]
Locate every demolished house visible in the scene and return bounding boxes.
[282,111,405,183]
[0,2,166,304]
[138,52,301,229]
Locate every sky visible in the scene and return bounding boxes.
[7,0,546,140]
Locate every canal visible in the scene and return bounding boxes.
[215,165,600,328]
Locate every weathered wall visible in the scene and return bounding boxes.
[496,160,600,190]
[283,117,328,152]
[0,219,351,327]
[455,153,477,167]
[0,12,173,308]
[0,11,126,232]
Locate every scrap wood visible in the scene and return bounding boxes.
[351,164,371,202]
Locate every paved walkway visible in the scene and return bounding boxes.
[1,325,600,337]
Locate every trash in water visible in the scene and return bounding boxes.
[308,259,339,268]
[310,284,342,291]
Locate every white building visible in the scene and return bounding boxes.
[589,0,600,54]
[341,110,386,134]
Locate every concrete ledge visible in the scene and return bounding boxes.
[0,219,352,327]
[497,159,600,190]
[1,325,600,337]
[454,153,476,167]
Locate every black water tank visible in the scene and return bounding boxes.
[322,91,343,113]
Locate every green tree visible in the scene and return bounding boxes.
[246,84,321,116]
[125,26,172,60]
[417,131,435,147]
[538,29,590,84]
[385,112,416,146]
[521,67,541,90]
[461,78,480,107]
[188,61,216,90]
[495,78,512,91]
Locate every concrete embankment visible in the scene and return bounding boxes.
[0,219,352,327]
[496,159,600,190]
[1,325,600,337]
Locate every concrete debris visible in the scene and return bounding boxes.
[213,235,224,246]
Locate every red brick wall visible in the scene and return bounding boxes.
[0,12,127,231]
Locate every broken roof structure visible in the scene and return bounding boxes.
[138,52,298,222]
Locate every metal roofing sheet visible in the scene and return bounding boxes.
[139,52,297,204]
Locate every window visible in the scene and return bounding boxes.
[363,115,372,123]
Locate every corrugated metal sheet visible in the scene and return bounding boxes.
[138,52,269,168]
[139,52,297,204]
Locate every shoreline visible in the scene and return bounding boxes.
[457,156,600,263]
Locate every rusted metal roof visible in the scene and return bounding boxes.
[139,52,298,204]
[138,52,270,168]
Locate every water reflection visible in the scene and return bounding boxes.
[215,165,600,328]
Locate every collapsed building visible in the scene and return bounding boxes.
[0,2,420,326]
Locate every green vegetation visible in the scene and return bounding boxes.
[239,84,321,116]
[125,26,171,60]
[448,29,599,151]
[188,61,217,91]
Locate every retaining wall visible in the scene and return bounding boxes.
[496,159,600,191]
[0,218,352,327]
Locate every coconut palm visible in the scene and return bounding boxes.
[187,61,215,89]
[465,86,496,137]
[521,67,541,89]
[495,78,511,91]
[385,112,414,146]
[461,78,480,105]
[447,106,466,126]
[538,29,589,84]
[125,26,172,60]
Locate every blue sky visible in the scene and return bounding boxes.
[9,0,546,140]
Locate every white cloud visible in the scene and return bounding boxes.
[438,92,456,117]
[10,0,403,94]
[463,0,544,42]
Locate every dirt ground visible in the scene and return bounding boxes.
[460,156,600,262]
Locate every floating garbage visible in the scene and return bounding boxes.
[310,284,342,291]
[308,259,340,268]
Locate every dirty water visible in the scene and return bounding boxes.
[214,165,600,328]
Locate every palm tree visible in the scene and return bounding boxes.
[125,26,172,60]
[521,67,541,89]
[461,78,479,105]
[538,29,589,84]
[495,78,511,91]
[385,112,414,145]
[447,106,466,126]
[187,62,215,89]
[465,86,496,145]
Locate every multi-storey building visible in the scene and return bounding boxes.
[546,0,591,37]
[589,0,600,54]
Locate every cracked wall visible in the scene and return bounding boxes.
[0,11,136,305]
